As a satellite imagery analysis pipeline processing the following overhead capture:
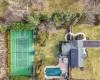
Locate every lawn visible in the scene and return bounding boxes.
[72,24,100,80]
[34,29,66,80]
[35,29,66,66]
[34,24,100,80]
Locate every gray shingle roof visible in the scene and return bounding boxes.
[61,40,86,68]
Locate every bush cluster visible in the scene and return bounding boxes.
[27,12,40,28]
[75,34,84,40]
[10,12,51,30]
[0,24,7,32]
[10,11,82,29]
[67,33,85,40]
[34,57,45,80]
[52,11,80,26]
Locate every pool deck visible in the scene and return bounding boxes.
[45,57,68,80]
[57,58,68,74]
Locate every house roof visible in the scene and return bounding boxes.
[60,40,86,68]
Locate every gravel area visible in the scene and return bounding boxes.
[0,32,7,79]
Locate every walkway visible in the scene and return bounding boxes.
[56,58,68,80]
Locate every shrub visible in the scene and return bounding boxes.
[67,34,74,40]
[10,76,30,80]
[75,34,84,40]
[52,11,81,27]
[11,22,34,30]
[65,13,81,26]
[52,11,65,27]
[36,31,49,46]
[39,12,51,22]
[10,11,81,30]
[0,24,7,32]
[27,12,40,28]
[34,55,45,80]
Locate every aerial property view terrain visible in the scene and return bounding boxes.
[0,0,100,80]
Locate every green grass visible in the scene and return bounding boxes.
[34,29,66,80]
[72,24,100,80]
[47,0,85,13]
[35,29,66,66]
[0,0,8,16]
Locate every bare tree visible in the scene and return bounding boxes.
[83,0,100,25]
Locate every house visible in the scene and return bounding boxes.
[59,40,87,68]
[59,40,100,69]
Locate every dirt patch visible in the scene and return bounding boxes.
[0,32,7,79]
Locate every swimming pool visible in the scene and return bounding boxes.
[45,68,62,76]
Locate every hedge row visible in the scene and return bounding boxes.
[10,22,34,30]
[7,30,11,76]
[10,76,30,80]
[9,11,85,30]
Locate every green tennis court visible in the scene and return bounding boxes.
[11,30,34,75]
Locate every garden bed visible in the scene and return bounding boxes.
[65,32,86,40]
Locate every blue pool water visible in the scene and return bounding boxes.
[45,68,62,76]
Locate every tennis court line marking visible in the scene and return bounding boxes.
[16,37,29,68]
